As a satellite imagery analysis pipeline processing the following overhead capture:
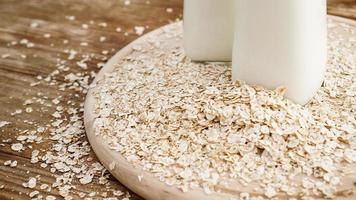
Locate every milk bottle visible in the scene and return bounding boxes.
[232,0,327,104]
[183,0,235,61]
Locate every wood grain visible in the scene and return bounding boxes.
[0,0,355,200]
[328,0,356,20]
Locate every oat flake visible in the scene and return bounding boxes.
[11,143,23,152]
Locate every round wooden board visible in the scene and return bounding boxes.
[84,16,356,200]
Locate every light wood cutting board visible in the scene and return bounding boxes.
[84,16,356,200]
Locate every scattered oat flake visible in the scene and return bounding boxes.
[65,15,76,20]
[67,49,77,60]
[27,42,35,48]
[4,160,12,166]
[52,98,60,105]
[1,54,10,58]
[79,175,93,184]
[82,24,89,29]
[40,184,48,190]
[20,39,29,44]
[138,175,143,182]
[98,22,107,27]
[0,121,11,128]
[25,107,33,113]
[109,162,116,170]
[100,36,106,42]
[10,160,17,167]
[29,190,39,197]
[134,26,145,35]
[28,177,37,189]
[30,22,39,28]
[11,143,23,152]
[80,42,88,46]
[116,27,122,32]
[46,195,56,200]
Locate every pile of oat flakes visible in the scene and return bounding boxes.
[91,20,356,199]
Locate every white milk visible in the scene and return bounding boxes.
[232,0,327,105]
[183,0,235,61]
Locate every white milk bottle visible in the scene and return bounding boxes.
[232,0,327,105]
[183,0,235,61]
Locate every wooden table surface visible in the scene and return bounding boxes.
[0,0,354,200]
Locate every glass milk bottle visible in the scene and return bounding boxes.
[183,0,235,61]
[232,0,327,105]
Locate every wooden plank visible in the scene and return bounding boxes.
[328,0,356,20]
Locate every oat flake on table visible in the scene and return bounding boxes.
[91,21,355,199]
